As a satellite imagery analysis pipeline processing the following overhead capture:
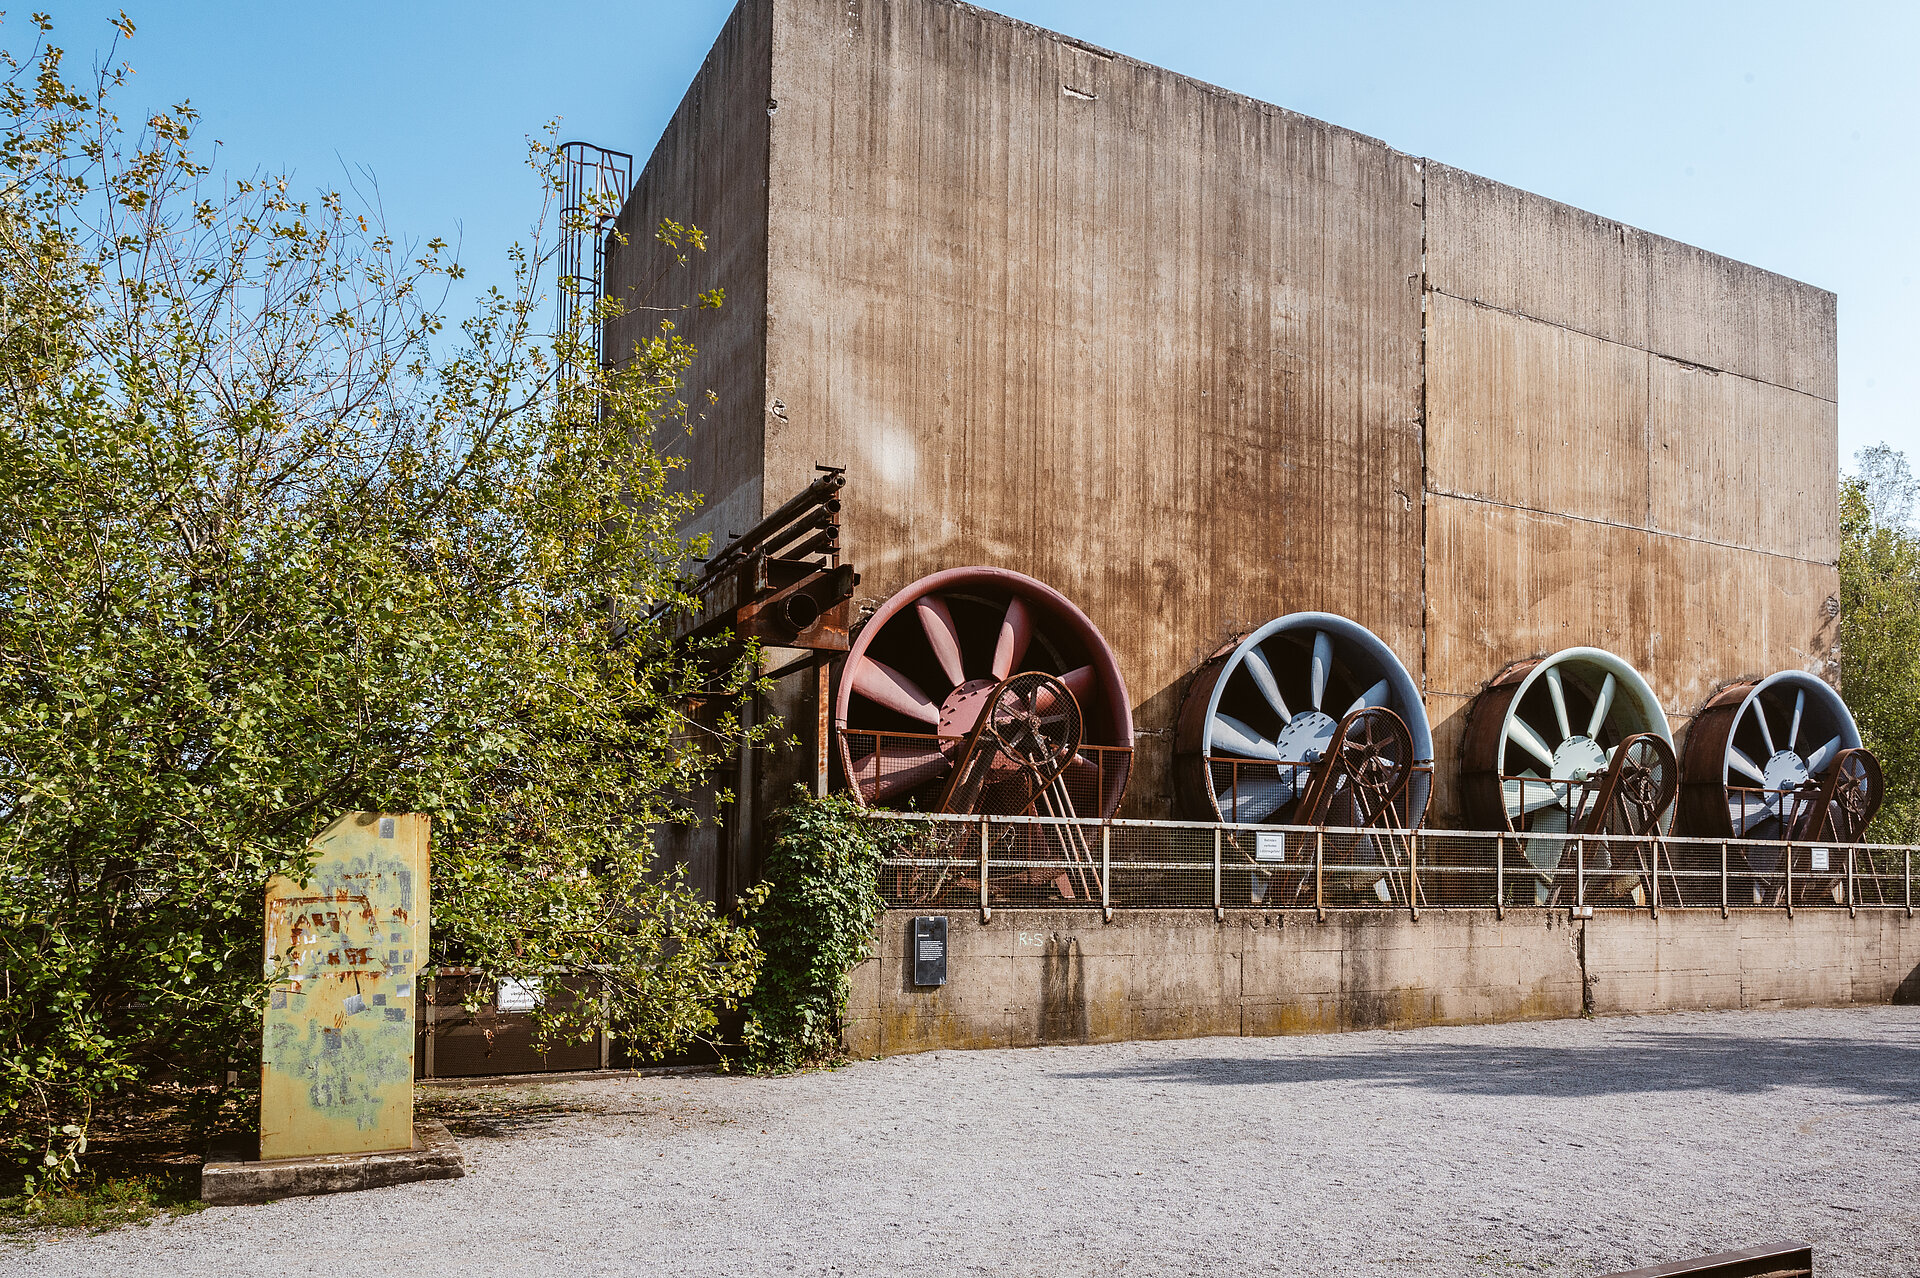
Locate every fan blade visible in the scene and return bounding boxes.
[1807,735,1841,773]
[1220,776,1294,823]
[1727,794,1773,836]
[1726,745,1767,786]
[1059,664,1099,706]
[1523,805,1570,873]
[914,594,967,688]
[1545,666,1572,742]
[1751,697,1776,758]
[1586,673,1616,739]
[1241,644,1294,725]
[851,659,940,726]
[1507,716,1558,770]
[1504,776,1563,819]
[1213,713,1282,761]
[1788,688,1806,754]
[851,745,953,801]
[991,597,1033,679]
[1310,631,1332,711]
[1345,679,1391,717]
[1028,682,1065,720]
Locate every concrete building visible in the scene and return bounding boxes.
[607,0,1838,902]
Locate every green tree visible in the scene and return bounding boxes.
[0,14,765,1185]
[1838,444,1920,843]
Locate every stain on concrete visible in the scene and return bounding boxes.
[1040,933,1088,1043]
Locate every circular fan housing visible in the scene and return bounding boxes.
[834,567,1132,817]
[1678,671,1863,840]
[1173,613,1433,826]
[1461,647,1673,835]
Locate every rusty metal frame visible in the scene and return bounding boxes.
[555,141,633,378]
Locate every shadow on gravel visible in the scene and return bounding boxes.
[1053,1031,1920,1103]
[417,1091,600,1139]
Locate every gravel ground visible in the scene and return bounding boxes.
[8,1006,1920,1277]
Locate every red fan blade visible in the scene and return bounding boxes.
[991,597,1033,680]
[851,658,940,726]
[1059,664,1097,705]
[852,744,954,802]
[915,594,967,688]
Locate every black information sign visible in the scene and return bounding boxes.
[911,916,948,987]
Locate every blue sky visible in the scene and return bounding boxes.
[37,1,1920,467]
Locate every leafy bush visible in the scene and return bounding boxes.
[0,15,765,1184]
[741,790,899,1073]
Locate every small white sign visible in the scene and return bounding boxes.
[1810,847,1830,873]
[1255,832,1287,863]
[496,977,544,1013]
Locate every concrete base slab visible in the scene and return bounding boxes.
[201,1121,463,1205]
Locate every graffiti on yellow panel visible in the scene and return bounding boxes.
[261,812,430,1160]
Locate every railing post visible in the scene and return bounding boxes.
[1495,833,1505,919]
[978,817,991,924]
[1408,831,1419,921]
[1575,838,1585,910]
[1213,826,1223,922]
[1907,847,1913,920]
[1720,840,1729,919]
[1847,846,1857,918]
[1100,824,1112,924]
[1649,837,1659,920]
[1785,842,1794,918]
[1314,830,1326,923]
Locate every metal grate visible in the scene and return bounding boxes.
[868,813,1920,916]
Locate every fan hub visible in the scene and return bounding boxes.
[1274,710,1338,767]
[1762,750,1810,793]
[1549,735,1608,787]
[938,678,1000,738]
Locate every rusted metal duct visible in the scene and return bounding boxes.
[1679,671,1884,906]
[1173,613,1433,829]
[1678,671,1866,841]
[834,567,1132,819]
[1461,647,1674,905]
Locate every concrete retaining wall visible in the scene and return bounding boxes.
[843,908,1920,1057]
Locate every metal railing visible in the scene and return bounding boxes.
[867,812,1919,920]
[841,731,1132,818]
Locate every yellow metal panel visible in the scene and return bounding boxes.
[260,812,430,1160]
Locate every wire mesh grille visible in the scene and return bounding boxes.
[868,815,1920,914]
[842,731,1131,821]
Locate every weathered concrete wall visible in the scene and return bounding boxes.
[611,0,1842,898]
[763,0,1426,821]
[604,0,772,555]
[1421,164,1839,824]
[845,908,1920,1057]
[1584,910,1920,1015]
